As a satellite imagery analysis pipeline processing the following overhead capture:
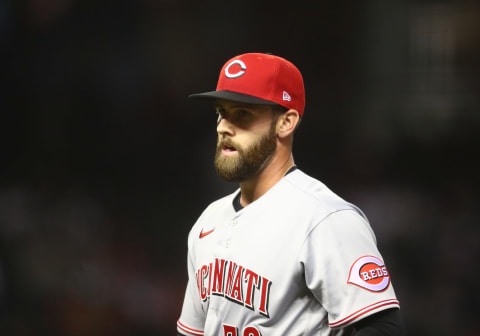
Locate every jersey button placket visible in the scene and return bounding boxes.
[224,216,239,249]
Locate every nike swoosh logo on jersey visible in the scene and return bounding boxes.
[199,228,215,239]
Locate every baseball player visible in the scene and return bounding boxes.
[177,53,404,336]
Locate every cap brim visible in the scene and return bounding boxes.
[188,90,277,105]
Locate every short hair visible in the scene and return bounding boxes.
[271,104,289,115]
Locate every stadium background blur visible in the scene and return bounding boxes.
[1,0,479,335]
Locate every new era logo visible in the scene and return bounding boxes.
[283,91,291,101]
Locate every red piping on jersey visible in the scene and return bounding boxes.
[177,319,204,336]
[328,299,400,328]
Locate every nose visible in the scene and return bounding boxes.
[216,115,235,137]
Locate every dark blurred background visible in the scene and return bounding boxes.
[0,0,479,335]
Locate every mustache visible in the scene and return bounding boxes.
[217,137,238,150]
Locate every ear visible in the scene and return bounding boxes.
[277,109,300,139]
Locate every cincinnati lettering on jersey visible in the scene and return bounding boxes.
[195,258,272,317]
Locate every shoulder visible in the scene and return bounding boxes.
[282,169,342,205]
[187,189,239,241]
[282,169,366,220]
[201,190,239,215]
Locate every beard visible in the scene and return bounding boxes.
[214,122,277,183]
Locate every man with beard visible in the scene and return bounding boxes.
[177,53,404,336]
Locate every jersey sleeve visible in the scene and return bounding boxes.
[298,209,400,329]
[177,237,206,336]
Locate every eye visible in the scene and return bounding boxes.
[215,107,225,123]
[235,109,251,119]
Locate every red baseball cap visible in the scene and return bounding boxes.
[189,53,306,116]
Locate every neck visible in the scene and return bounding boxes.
[239,151,295,207]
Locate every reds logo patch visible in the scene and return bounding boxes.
[347,256,390,292]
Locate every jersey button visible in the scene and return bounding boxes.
[225,240,231,248]
[232,220,238,226]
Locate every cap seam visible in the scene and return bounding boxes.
[269,60,281,105]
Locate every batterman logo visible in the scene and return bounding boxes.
[225,60,246,78]
[347,256,390,292]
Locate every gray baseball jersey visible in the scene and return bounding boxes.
[177,169,399,336]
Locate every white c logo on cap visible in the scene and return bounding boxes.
[225,60,246,78]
